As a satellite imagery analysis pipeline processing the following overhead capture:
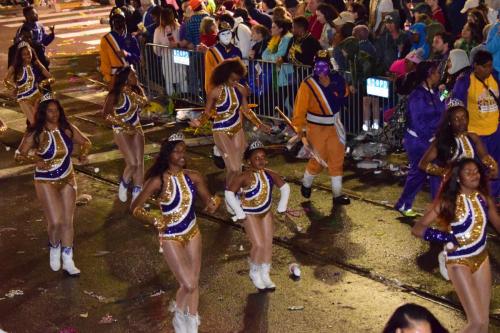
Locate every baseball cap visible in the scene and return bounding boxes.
[460,0,479,14]
[333,11,355,26]
[405,49,424,64]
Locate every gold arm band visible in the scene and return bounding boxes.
[482,155,498,171]
[79,141,92,159]
[424,163,447,177]
[104,114,133,131]
[132,206,161,228]
[3,79,16,90]
[14,149,41,164]
[39,78,55,89]
[197,111,212,127]
[244,109,263,128]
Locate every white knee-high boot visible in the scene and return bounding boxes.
[248,260,266,291]
[260,263,276,290]
[169,302,187,333]
[61,246,80,276]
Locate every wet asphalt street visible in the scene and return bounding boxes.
[0,3,499,332]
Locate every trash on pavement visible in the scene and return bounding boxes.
[5,290,23,298]
[98,314,116,324]
[288,305,304,311]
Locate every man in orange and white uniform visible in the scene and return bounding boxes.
[292,50,350,205]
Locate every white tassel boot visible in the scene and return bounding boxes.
[185,312,200,333]
[61,246,80,276]
[131,185,142,203]
[260,263,276,291]
[249,260,266,291]
[169,302,187,333]
[118,178,130,202]
[49,241,61,271]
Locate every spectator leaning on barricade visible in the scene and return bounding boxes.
[230,11,253,59]
[375,11,410,74]
[183,0,209,49]
[316,3,338,50]
[200,16,218,48]
[452,50,500,200]
[16,6,54,69]
[99,8,141,87]
[286,16,322,66]
[245,0,272,29]
[204,21,243,93]
[249,24,270,60]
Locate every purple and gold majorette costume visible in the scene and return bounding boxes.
[16,65,41,103]
[156,171,199,244]
[212,84,243,136]
[34,128,75,188]
[446,191,489,273]
[241,169,274,215]
[108,89,147,134]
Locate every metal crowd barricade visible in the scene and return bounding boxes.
[140,43,398,137]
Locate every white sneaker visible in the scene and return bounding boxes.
[118,179,129,202]
[438,251,449,281]
[131,185,142,203]
[169,302,187,333]
[260,263,276,290]
[372,122,380,130]
[62,247,80,276]
[185,313,200,333]
[362,123,369,132]
[249,261,266,291]
[49,242,61,271]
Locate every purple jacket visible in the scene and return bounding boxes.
[407,85,445,140]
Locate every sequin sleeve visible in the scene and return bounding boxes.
[104,114,134,131]
[132,206,160,226]
[14,149,41,164]
[243,109,263,128]
[3,78,16,90]
[79,140,92,159]
[424,163,447,177]
[482,155,498,173]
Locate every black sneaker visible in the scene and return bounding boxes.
[333,195,350,205]
[301,185,311,199]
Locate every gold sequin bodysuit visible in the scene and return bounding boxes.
[241,170,274,215]
[212,84,243,136]
[16,65,41,103]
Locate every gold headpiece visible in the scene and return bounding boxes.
[316,49,329,58]
[218,21,232,33]
[168,132,185,142]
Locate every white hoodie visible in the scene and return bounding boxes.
[233,17,252,60]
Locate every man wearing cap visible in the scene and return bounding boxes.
[333,11,355,29]
[376,11,411,73]
[204,21,243,93]
[453,50,500,199]
[185,0,209,48]
[100,8,140,86]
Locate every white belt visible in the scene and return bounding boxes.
[306,112,335,125]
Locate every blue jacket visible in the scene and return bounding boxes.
[407,85,445,140]
[16,22,54,47]
[410,23,430,60]
[486,22,500,74]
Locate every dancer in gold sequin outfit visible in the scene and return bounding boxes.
[225,141,290,291]
[131,132,219,333]
[4,42,52,127]
[103,66,147,205]
[15,94,91,276]
[412,159,500,333]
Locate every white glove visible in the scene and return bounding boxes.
[224,190,246,220]
[277,183,290,213]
